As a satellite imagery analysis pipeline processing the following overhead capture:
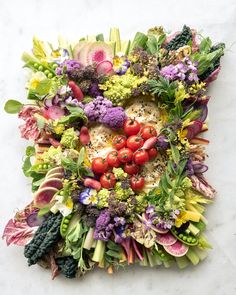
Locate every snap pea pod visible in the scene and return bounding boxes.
[60,213,73,238]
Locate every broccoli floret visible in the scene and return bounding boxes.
[60,127,79,149]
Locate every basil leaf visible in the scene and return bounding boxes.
[4,100,23,114]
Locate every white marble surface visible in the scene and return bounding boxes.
[0,0,236,294]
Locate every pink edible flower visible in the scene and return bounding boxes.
[18,105,41,140]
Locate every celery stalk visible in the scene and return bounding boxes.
[188,223,200,236]
[92,240,106,263]
[139,249,148,266]
[193,247,208,261]
[176,256,189,269]
[109,28,121,54]
[130,32,148,52]
[83,227,95,250]
[186,248,200,265]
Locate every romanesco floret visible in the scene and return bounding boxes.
[112,168,127,180]
[52,120,65,135]
[99,71,147,106]
[114,182,134,201]
[135,194,148,214]
[60,128,78,149]
[97,188,110,209]
[41,146,63,165]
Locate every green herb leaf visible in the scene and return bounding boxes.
[78,147,85,166]
[4,100,23,114]
[106,250,122,259]
[38,207,51,217]
[26,146,35,157]
[22,157,32,177]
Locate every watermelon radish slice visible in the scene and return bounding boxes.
[164,240,189,257]
[153,226,169,234]
[40,178,63,190]
[96,60,114,75]
[156,232,177,246]
[34,187,58,208]
[86,42,113,65]
[46,167,64,177]
[73,41,91,64]
[47,172,64,179]
[44,106,65,120]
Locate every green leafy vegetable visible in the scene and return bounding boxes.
[4,100,23,114]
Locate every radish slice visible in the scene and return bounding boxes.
[156,232,177,246]
[164,240,189,257]
[96,60,113,75]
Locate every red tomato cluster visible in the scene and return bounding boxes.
[90,118,159,191]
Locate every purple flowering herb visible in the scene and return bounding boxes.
[56,59,81,76]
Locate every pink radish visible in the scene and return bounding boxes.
[68,81,84,101]
[79,126,90,145]
[142,136,158,150]
[84,178,101,191]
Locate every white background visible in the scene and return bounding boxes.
[0,0,236,294]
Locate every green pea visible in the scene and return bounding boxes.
[62,224,67,228]
[179,233,183,238]
[38,164,43,169]
[43,164,47,169]
[44,70,50,75]
[34,63,39,68]
[192,238,196,243]
[38,65,43,71]
[64,219,69,224]
[182,236,187,241]
[52,63,58,69]
[48,73,53,79]
[60,191,64,195]
[161,253,165,258]
[187,237,192,243]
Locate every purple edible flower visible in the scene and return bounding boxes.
[56,59,81,76]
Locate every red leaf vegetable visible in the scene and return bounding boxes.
[2,219,37,246]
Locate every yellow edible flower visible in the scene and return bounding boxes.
[28,72,47,90]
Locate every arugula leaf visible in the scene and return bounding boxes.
[170,144,180,164]
[4,100,23,114]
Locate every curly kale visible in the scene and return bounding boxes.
[166,25,192,51]
[56,256,78,279]
[199,42,225,80]
[24,213,63,266]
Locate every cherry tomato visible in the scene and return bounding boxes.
[140,125,157,140]
[148,147,158,160]
[126,135,144,151]
[130,175,145,191]
[124,163,140,175]
[133,150,149,165]
[91,157,109,174]
[112,135,127,150]
[124,118,141,136]
[100,172,116,189]
[118,148,133,163]
[107,151,121,168]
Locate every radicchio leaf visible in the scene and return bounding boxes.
[2,219,37,246]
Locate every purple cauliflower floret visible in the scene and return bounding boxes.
[94,209,114,241]
[100,107,127,129]
[88,82,103,97]
[83,96,113,121]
